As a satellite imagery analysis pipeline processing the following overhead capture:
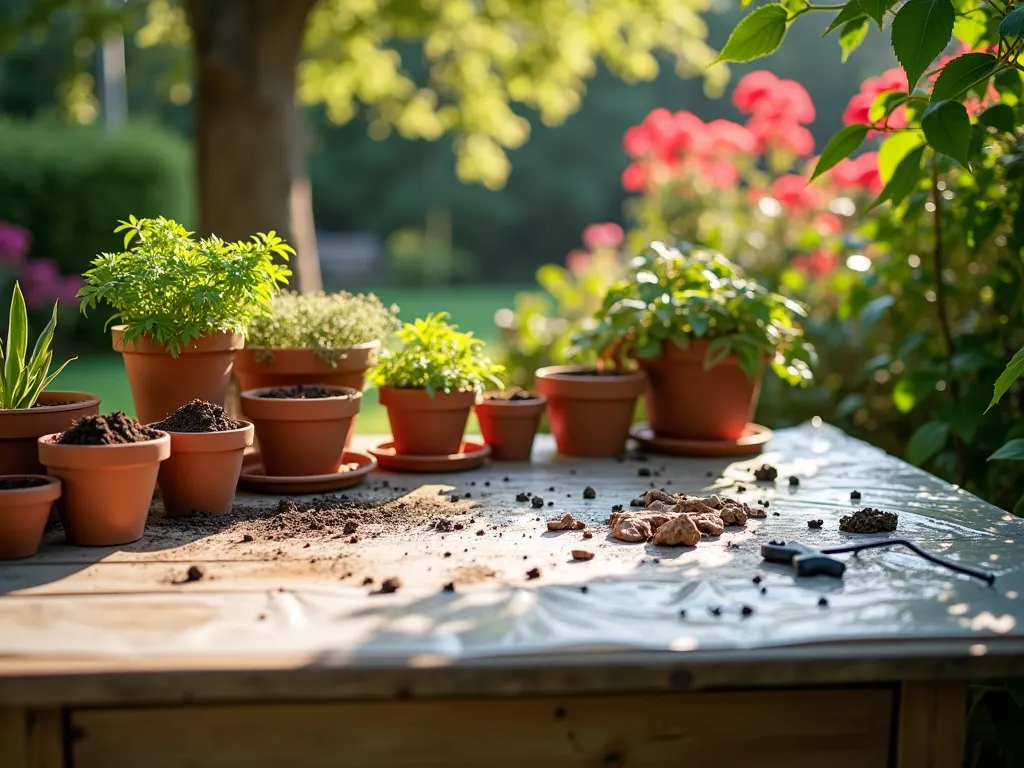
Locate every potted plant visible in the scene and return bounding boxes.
[239,385,362,476]
[78,216,292,423]
[372,313,503,456]
[151,400,254,517]
[38,412,170,546]
[0,475,62,559]
[576,241,816,441]
[0,282,100,475]
[474,389,546,461]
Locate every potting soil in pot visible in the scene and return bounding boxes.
[56,412,161,445]
[484,388,538,402]
[258,384,342,399]
[0,477,49,490]
[153,400,244,433]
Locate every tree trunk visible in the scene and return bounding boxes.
[186,0,322,291]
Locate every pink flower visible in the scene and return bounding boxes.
[699,158,740,188]
[812,213,843,235]
[58,275,84,302]
[733,70,815,124]
[623,124,654,159]
[582,223,625,250]
[0,222,30,268]
[793,249,839,277]
[830,152,881,195]
[771,174,823,214]
[844,67,910,130]
[747,114,815,157]
[566,249,590,274]
[19,258,63,310]
[622,162,648,192]
[704,119,757,155]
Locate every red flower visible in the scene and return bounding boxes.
[733,71,781,113]
[699,158,740,188]
[622,162,648,192]
[622,124,653,159]
[844,67,910,130]
[582,222,625,250]
[733,70,815,124]
[771,174,823,214]
[704,119,756,155]
[793,249,839,277]
[830,152,881,195]
[747,114,815,157]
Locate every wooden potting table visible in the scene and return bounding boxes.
[1,423,1022,768]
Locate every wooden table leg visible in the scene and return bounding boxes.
[897,680,967,768]
[0,708,64,768]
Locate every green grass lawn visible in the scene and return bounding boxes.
[52,285,524,436]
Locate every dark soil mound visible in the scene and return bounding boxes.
[839,507,898,533]
[154,400,243,433]
[485,388,538,402]
[258,385,344,399]
[0,477,49,490]
[57,412,161,445]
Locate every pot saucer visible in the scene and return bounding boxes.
[238,450,376,494]
[629,422,772,457]
[369,440,491,473]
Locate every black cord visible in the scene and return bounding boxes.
[822,539,995,585]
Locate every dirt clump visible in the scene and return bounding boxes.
[652,515,700,546]
[0,477,49,490]
[378,577,401,594]
[531,496,545,509]
[611,491,757,545]
[56,412,160,445]
[526,567,541,580]
[571,550,594,561]
[840,508,898,533]
[807,519,824,529]
[753,464,778,482]
[258,384,345,399]
[484,388,538,401]
[547,512,586,531]
[582,486,597,499]
[153,400,243,433]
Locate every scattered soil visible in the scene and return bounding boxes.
[56,412,161,445]
[442,582,456,592]
[582,486,597,499]
[32,400,76,408]
[526,567,541,580]
[153,400,243,433]
[546,512,586,531]
[174,565,205,584]
[754,464,778,482]
[484,388,539,402]
[807,519,824,529]
[840,507,898,533]
[0,477,49,490]
[613,491,758,546]
[378,577,401,594]
[571,550,594,561]
[258,384,346,399]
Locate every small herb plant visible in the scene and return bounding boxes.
[574,241,816,385]
[0,282,75,409]
[372,312,504,395]
[78,216,293,356]
[245,291,400,365]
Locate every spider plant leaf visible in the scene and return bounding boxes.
[4,283,28,398]
[38,356,75,394]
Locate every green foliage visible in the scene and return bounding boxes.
[889,0,954,90]
[246,291,400,364]
[575,242,816,385]
[372,312,503,395]
[715,5,790,64]
[79,216,292,356]
[0,282,75,409]
[989,346,1024,410]
[921,100,971,168]
[811,124,869,180]
[989,438,1024,461]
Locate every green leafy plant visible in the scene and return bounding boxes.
[372,312,503,395]
[0,282,75,410]
[78,216,293,356]
[246,291,400,365]
[574,242,816,385]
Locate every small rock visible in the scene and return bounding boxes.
[741,605,754,617]
[760,586,767,595]
[772,511,780,517]
[571,550,595,561]
[443,551,452,558]
[752,575,762,584]
[788,476,800,487]
[515,492,530,502]
[582,530,593,539]
[449,494,460,503]
[580,585,589,594]
[526,567,541,580]
[476,529,485,536]
[583,486,597,499]
[818,596,829,607]
[442,582,456,593]
[531,496,545,509]
[185,565,204,583]
[379,577,401,594]
[547,501,553,507]
[807,519,824,529]
[851,490,862,500]
[241,534,254,543]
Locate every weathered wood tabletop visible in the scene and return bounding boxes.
[1,422,1022,768]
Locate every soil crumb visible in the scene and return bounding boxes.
[378,577,401,594]
[840,507,898,533]
[753,464,778,482]
[484,388,538,401]
[582,486,597,499]
[807,519,824,529]
[526,567,541,580]
[56,412,160,445]
[0,477,49,490]
[612,491,758,546]
[153,400,243,433]
[258,384,348,399]
[571,550,594,561]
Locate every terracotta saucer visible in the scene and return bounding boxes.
[238,450,376,494]
[629,422,773,457]
[369,440,491,473]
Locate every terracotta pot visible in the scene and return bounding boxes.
[240,386,361,476]
[637,340,763,441]
[154,422,255,517]
[474,393,546,461]
[0,475,61,560]
[535,366,646,457]
[378,388,476,456]
[38,431,170,546]
[112,326,243,424]
[0,391,101,475]
[233,342,378,448]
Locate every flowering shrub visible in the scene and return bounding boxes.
[0,221,83,314]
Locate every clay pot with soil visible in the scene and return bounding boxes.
[38,412,170,546]
[151,400,254,517]
[474,389,546,461]
[535,366,646,457]
[371,313,504,457]
[78,216,292,423]
[240,385,361,476]
[0,391,101,475]
[0,476,61,560]
[575,242,815,442]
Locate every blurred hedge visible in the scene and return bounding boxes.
[0,121,193,278]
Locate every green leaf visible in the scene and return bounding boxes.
[859,0,895,28]
[930,53,999,102]
[3,282,28,407]
[890,0,955,91]
[988,345,1024,410]
[715,4,790,63]
[812,125,869,180]
[840,17,869,61]
[907,420,950,466]
[989,439,1024,461]
[858,294,895,329]
[824,0,868,36]
[921,100,971,168]
[980,103,1015,133]
[879,131,925,182]
[869,144,926,210]
[999,5,1024,38]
